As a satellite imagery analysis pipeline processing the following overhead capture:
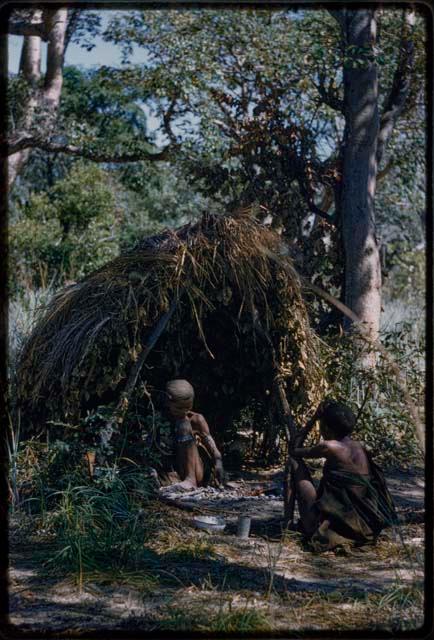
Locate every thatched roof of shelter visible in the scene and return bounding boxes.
[17,213,326,443]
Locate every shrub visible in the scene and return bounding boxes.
[321,324,424,469]
[9,164,119,290]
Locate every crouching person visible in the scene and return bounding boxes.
[165,379,224,491]
[289,399,397,551]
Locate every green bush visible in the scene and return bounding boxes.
[10,164,119,290]
[322,325,424,469]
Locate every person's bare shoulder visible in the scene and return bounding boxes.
[322,439,352,461]
[189,412,210,432]
[325,439,370,474]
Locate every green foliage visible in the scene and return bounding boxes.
[383,249,425,305]
[10,163,118,289]
[11,437,85,518]
[322,326,424,469]
[50,162,116,233]
[52,64,159,162]
[117,162,207,251]
[104,9,341,217]
[7,75,32,132]
[100,8,427,331]
[44,467,157,576]
[12,428,159,583]
[102,8,425,231]
[60,65,151,148]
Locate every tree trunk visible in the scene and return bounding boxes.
[42,9,67,111]
[8,14,42,188]
[339,10,382,346]
[8,9,68,189]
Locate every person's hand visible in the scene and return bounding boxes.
[215,458,225,486]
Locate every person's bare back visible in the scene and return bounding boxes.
[322,437,370,476]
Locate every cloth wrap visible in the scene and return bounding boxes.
[166,379,194,414]
[309,451,398,551]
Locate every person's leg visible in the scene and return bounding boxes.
[175,419,204,489]
[289,457,319,536]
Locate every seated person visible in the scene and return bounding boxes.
[289,399,397,550]
[164,379,224,491]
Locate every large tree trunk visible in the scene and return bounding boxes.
[339,10,382,345]
[8,11,42,187]
[8,8,68,189]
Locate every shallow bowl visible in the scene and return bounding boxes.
[193,515,226,532]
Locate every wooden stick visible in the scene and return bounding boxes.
[102,298,179,440]
[273,378,299,527]
[121,298,178,403]
[283,458,296,528]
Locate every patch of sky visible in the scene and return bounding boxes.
[8,10,146,75]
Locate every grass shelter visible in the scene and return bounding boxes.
[16,213,326,464]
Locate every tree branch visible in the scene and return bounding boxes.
[8,20,48,40]
[162,95,179,144]
[314,72,344,112]
[307,199,336,224]
[64,9,81,50]
[297,175,337,225]
[3,132,173,163]
[377,8,416,166]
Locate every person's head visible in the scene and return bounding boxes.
[317,399,356,440]
[165,379,194,419]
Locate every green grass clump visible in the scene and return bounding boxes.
[40,465,159,587]
[161,539,218,563]
[158,602,270,634]
[210,606,271,633]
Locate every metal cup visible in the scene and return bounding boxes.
[237,515,251,539]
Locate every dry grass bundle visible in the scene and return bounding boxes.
[17,213,326,445]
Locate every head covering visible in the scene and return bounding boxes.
[166,379,194,415]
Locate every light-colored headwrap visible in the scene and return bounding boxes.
[166,379,194,415]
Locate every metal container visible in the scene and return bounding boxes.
[237,515,251,539]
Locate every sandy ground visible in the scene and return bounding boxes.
[7,468,425,635]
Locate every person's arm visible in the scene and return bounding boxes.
[193,414,224,483]
[291,441,332,459]
[293,409,321,448]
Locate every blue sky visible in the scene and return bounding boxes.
[8,11,144,73]
[10,36,126,73]
[9,34,124,73]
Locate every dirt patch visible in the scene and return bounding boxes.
[7,470,425,634]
